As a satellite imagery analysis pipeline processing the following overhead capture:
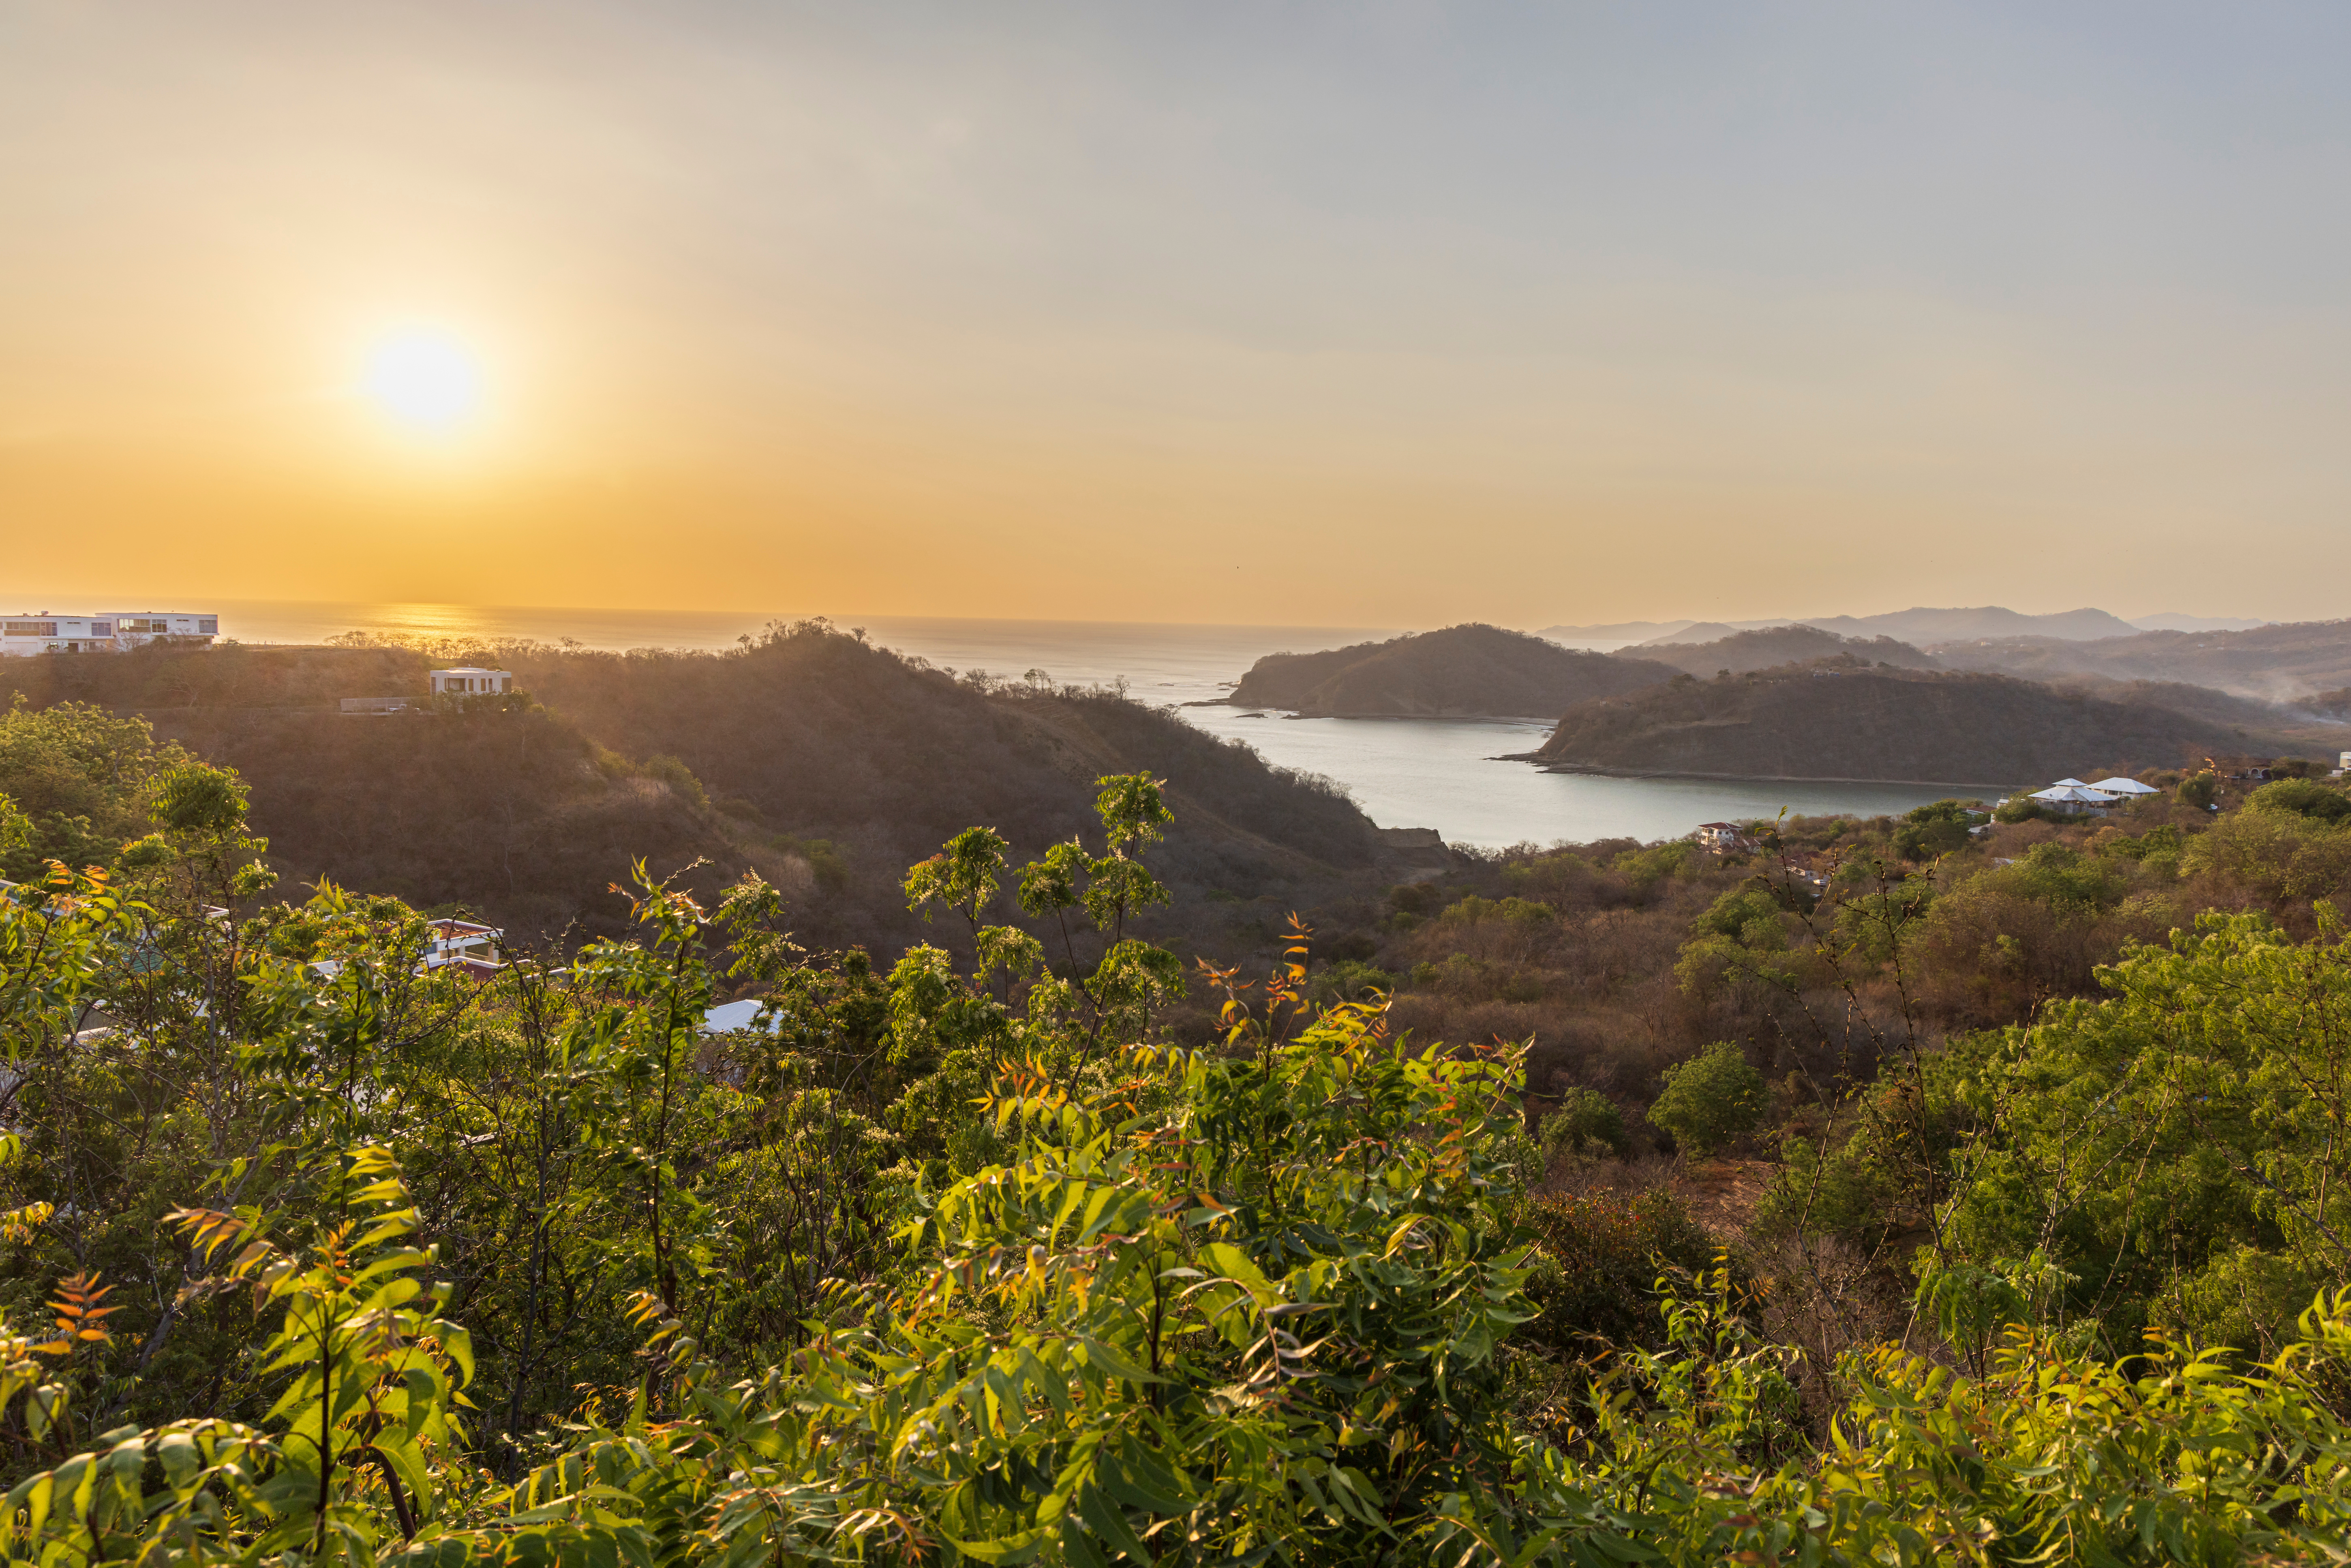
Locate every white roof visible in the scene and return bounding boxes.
[2032,786,2115,804]
[2050,778,2090,789]
[430,666,512,677]
[699,998,780,1035]
[2088,777,2161,795]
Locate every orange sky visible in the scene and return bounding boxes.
[5,3,2347,626]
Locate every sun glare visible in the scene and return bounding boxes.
[363,326,485,433]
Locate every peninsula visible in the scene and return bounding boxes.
[1222,622,1674,719]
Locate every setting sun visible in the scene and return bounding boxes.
[362,325,484,432]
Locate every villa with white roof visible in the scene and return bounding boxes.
[2024,775,2165,812]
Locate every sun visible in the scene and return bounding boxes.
[362,326,485,432]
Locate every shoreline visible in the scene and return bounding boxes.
[1184,700,1562,725]
[1504,756,2021,791]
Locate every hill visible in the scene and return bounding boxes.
[1539,605,2144,646]
[1638,621,1740,646]
[2035,674,2349,744]
[1930,618,2351,702]
[1223,623,1675,718]
[2,627,1392,952]
[1532,618,1695,643]
[1805,605,2138,642]
[2130,612,2269,633]
[1617,625,1939,676]
[1525,665,2309,784]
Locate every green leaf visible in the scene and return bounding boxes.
[1078,1482,1152,1563]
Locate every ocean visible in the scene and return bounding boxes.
[196,598,1973,848]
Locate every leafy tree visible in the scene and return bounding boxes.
[0,699,193,879]
[1675,886,1798,998]
[1891,797,1980,861]
[2250,776,2351,825]
[1933,908,2351,1353]
[1648,1041,1767,1157]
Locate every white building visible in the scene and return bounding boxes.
[0,611,218,657]
[311,918,505,982]
[2030,784,2118,812]
[428,667,514,696]
[423,919,504,976]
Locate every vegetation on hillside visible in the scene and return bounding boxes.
[2,626,1384,959]
[1530,663,2319,783]
[1616,625,1938,677]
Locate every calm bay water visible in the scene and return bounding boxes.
[200,599,1977,847]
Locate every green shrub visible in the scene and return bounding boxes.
[1649,1042,1766,1157]
[642,753,710,811]
[1518,1189,1719,1354]
[1612,841,1693,889]
[1539,1086,1628,1162]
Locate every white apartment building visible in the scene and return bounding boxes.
[0,612,219,657]
[428,666,514,695]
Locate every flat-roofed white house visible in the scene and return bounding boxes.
[310,918,505,982]
[1,612,218,656]
[428,667,514,696]
[423,918,504,976]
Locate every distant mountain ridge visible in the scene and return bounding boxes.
[1538,604,2255,646]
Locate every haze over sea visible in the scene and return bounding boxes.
[206,598,1966,848]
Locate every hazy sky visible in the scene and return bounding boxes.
[5,2,2347,625]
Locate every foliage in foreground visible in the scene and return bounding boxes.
[12,775,2351,1562]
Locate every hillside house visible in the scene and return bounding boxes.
[313,918,505,982]
[428,666,514,696]
[1694,822,1749,851]
[424,918,504,977]
[2,611,218,657]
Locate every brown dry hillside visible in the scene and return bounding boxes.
[4,627,1392,954]
[1616,625,1938,677]
[1528,665,2311,784]
[1225,623,1674,718]
[150,705,758,940]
